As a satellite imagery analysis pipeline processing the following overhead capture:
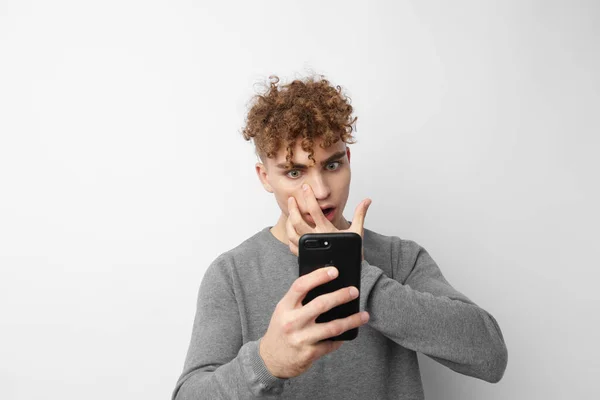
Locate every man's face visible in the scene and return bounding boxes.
[256,137,351,229]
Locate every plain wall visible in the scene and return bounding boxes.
[1,0,598,399]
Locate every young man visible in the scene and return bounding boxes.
[171,75,508,399]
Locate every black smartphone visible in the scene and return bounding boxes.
[298,232,362,341]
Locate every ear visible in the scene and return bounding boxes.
[346,146,351,164]
[255,162,274,193]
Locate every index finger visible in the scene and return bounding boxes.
[287,196,310,234]
[302,184,329,228]
[284,266,339,307]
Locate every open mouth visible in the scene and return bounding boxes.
[322,207,334,216]
[305,207,336,223]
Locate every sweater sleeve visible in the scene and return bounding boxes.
[359,239,508,383]
[171,255,287,400]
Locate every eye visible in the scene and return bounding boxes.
[326,161,342,171]
[286,169,302,179]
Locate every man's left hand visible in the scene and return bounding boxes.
[286,183,372,258]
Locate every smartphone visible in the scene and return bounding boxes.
[298,232,362,341]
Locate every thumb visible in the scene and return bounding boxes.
[350,198,372,235]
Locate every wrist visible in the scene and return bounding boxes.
[259,337,279,378]
[243,340,286,395]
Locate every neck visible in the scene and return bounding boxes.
[270,212,351,245]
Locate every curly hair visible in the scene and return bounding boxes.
[241,74,358,170]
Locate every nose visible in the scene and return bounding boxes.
[304,173,331,201]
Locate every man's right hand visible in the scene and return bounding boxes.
[258,266,370,379]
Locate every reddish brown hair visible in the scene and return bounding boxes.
[241,74,357,169]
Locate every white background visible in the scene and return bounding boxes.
[1,1,598,399]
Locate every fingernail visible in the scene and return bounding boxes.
[349,287,359,298]
[327,267,338,278]
[361,312,370,323]
[302,184,308,191]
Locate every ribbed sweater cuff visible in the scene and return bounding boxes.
[240,339,287,396]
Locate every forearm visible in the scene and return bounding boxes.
[172,340,286,400]
[360,260,508,383]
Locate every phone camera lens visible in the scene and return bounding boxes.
[305,240,319,248]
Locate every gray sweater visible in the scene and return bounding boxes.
[172,226,507,399]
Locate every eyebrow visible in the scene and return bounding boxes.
[275,150,347,169]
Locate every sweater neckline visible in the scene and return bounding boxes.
[261,226,295,255]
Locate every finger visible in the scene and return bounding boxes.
[286,210,300,251]
[302,184,330,228]
[309,339,344,361]
[330,340,344,353]
[350,198,372,235]
[286,212,306,256]
[304,311,370,344]
[283,266,339,307]
[296,286,360,327]
[288,240,298,257]
[287,197,310,243]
